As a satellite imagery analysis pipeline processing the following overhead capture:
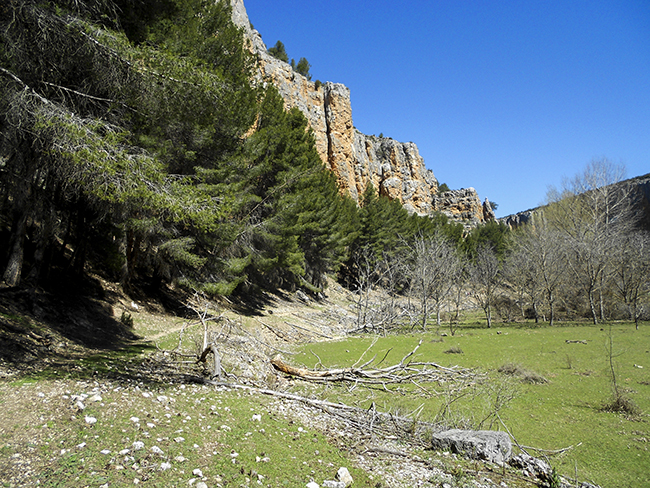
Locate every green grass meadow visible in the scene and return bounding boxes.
[293,321,650,488]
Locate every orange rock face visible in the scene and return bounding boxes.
[231,0,492,224]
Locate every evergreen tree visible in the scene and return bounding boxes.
[268,40,289,63]
[295,57,312,80]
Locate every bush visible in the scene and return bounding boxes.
[498,362,548,384]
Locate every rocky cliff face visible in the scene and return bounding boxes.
[231,0,491,223]
[433,189,496,228]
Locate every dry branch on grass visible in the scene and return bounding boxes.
[271,340,480,390]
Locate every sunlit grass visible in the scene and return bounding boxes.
[294,320,650,487]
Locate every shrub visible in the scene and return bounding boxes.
[498,362,548,384]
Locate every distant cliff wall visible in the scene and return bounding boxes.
[231,0,495,223]
[500,173,650,231]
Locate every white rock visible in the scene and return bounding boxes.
[336,467,353,487]
[75,401,86,411]
[322,482,345,488]
[195,483,208,488]
[174,455,186,462]
[252,414,262,421]
[306,482,320,488]
[88,394,103,403]
[132,441,145,451]
[174,437,185,443]
[130,417,140,423]
[150,446,164,455]
[192,468,204,477]
[85,416,97,425]
[77,442,86,449]
[159,462,172,471]
[146,422,155,428]
[101,449,111,455]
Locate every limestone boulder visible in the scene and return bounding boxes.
[430,429,512,464]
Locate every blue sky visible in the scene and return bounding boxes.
[241,0,650,217]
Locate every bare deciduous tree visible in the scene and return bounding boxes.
[611,231,650,329]
[545,159,636,324]
[408,232,461,330]
[469,244,501,328]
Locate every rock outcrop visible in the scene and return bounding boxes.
[432,189,496,227]
[231,0,493,223]
[430,429,512,464]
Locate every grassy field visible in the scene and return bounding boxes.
[292,320,650,488]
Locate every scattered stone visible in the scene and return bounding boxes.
[130,417,140,423]
[159,462,172,471]
[132,441,145,451]
[84,416,97,425]
[174,437,185,443]
[306,482,319,488]
[509,453,553,481]
[75,401,86,411]
[150,446,164,455]
[430,430,512,464]
[336,467,353,487]
[252,414,262,421]
[322,481,345,488]
[100,449,111,455]
[76,442,86,449]
[195,482,208,488]
[88,394,102,403]
[192,468,203,478]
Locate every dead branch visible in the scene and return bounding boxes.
[284,321,333,339]
[205,380,440,441]
[271,340,479,387]
[254,317,289,341]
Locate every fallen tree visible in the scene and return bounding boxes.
[271,340,481,392]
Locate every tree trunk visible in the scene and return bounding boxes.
[3,209,28,287]
[588,289,598,325]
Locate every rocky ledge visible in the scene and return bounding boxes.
[230,0,493,224]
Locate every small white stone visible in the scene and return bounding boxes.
[75,401,86,411]
[174,455,186,462]
[150,446,164,455]
[119,449,130,455]
[101,449,111,455]
[192,468,203,478]
[37,392,45,398]
[159,462,172,471]
[174,437,185,443]
[130,417,140,423]
[132,441,145,451]
[88,394,102,403]
[306,482,320,488]
[146,422,155,428]
[77,442,86,449]
[252,414,262,421]
[85,416,97,425]
[336,467,353,487]
[195,483,208,488]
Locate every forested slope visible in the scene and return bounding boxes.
[0,0,463,299]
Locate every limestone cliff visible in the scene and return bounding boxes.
[231,0,491,223]
[433,189,496,228]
